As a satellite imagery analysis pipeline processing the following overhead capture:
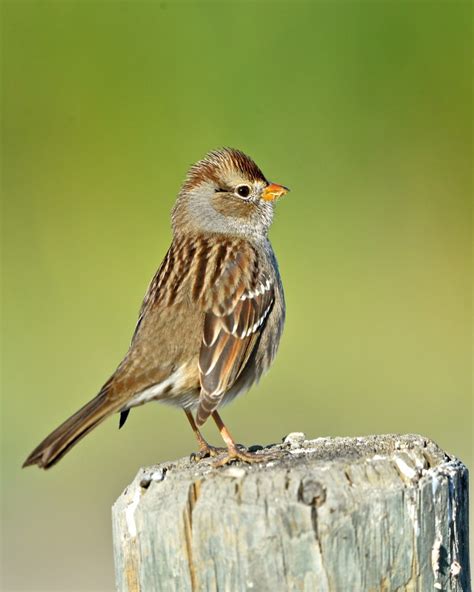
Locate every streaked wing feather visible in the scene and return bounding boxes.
[196,266,274,425]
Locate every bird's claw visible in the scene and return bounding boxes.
[213,446,277,468]
[190,445,227,462]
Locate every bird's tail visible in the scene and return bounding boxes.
[22,389,119,470]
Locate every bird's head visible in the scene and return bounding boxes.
[172,148,288,239]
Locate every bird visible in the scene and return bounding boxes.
[23,148,288,469]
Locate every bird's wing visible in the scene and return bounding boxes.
[196,249,274,425]
[107,237,203,407]
[131,239,187,342]
[106,236,274,427]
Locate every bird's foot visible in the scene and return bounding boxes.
[190,444,227,462]
[213,445,277,468]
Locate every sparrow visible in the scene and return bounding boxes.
[23,148,288,469]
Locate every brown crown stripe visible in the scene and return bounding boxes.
[183,148,267,192]
[226,149,266,183]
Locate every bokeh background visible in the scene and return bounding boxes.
[1,1,471,590]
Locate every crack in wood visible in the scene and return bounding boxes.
[183,480,201,592]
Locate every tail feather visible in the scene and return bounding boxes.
[23,391,119,469]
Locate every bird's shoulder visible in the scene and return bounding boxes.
[136,234,275,322]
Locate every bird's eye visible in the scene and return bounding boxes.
[236,185,251,198]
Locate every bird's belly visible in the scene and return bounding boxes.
[124,363,200,410]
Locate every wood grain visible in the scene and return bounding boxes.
[112,434,471,591]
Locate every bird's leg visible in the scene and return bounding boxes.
[211,411,275,467]
[184,410,225,460]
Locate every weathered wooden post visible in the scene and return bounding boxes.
[112,434,470,591]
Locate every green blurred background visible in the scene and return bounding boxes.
[1,1,471,590]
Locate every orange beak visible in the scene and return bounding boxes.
[261,183,289,202]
